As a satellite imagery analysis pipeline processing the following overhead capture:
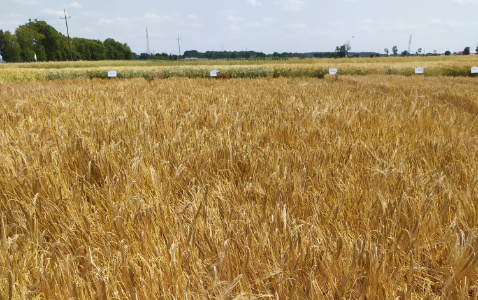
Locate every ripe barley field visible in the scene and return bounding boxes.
[0,75,477,299]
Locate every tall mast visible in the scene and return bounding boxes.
[176,35,181,57]
[146,27,150,58]
[408,34,412,54]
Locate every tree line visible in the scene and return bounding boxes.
[0,19,133,62]
[180,50,357,60]
[382,46,476,57]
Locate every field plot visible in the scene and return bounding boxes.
[0,75,477,298]
[1,55,478,82]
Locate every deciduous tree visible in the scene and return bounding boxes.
[104,38,133,60]
[0,30,21,62]
[15,24,45,61]
[392,45,398,55]
[335,43,350,58]
[28,19,69,60]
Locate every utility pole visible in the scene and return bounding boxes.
[176,35,181,58]
[61,9,73,61]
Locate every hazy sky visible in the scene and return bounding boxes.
[1,0,477,55]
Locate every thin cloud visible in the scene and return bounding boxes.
[80,26,93,33]
[329,21,346,27]
[284,23,308,30]
[144,13,159,20]
[12,0,37,4]
[429,18,464,27]
[360,19,374,25]
[224,20,270,32]
[247,0,262,6]
[142,13,172,22]
[358,19,374,31]
[40,9,65,17]
[452,0,475,3]
[99,17,130,25]
[7,13,25,18]
[394,21,417,31]
[226,15,244,22]
[99,18,113,25]
[71,2,81,8]
[277,0,307,12]
[81,10,102,18]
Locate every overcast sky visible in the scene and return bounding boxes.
[1,0,477,55]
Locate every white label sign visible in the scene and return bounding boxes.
[415,67,424,74]
[108,70,117,77]
[210,70,219,77]
[329,68,338,75]
[471,67,478,74]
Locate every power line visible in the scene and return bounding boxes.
[61,9,72,61]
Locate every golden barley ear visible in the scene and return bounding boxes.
[8,270,13,300]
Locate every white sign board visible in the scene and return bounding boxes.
[329,68,338,75]
[415,67,424,74]
[471,67,478,74]
[108,70,117,78]
[210,70,219,77]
